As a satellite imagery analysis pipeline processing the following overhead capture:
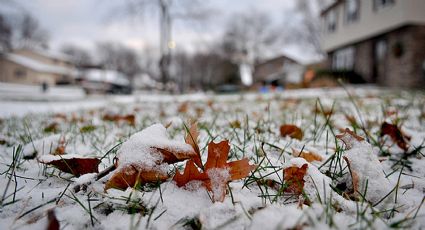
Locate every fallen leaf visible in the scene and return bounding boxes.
[284,163,308,195]
[103,114,135,126]
[184,122,202,168]
[104,163,168,190]
[47,209,60,230]
[380,122,409,151]
[105,124,199,190]
[44,122,59,133]
[291,148,323,162]
[178,101,189,113]
[173,140,256,202]
[280,124,303,140]
[335,128,364,149]
[39,156,100,177]
[53,136,66,155]
[342,156,359,199]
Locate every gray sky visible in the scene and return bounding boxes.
[3,0,321,62]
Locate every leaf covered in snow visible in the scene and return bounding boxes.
[173,140,256,202]
[337,128,393,204]
[280,124,303,140]
[105,124,199,190]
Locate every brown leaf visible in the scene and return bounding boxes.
[53,136,66,155]
[40,157,100,177]
[343,156,359,199]
[47,209,60,230]
[284,163,308,195]
[173,140,256,202]
[178,101,189,113]
[103,114,135,126]
[380,122,409,151]
[291,148,323,162]
[280,124,303,140]
[104,163,168,190]
[185,122,202,168]
[105,124,201,190]
[336,128,365,149]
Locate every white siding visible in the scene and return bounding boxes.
[321,0,425,52]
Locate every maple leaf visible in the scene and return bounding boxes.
[280,124,303,140]
[291,148,323,162]
[283,163,308,195]
[380,122,410,151]
[39,156,100,177]
[173,140,256,202]
[184,122,202,168]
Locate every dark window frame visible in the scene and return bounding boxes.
[373,0,395,11]
[345,0,360,24]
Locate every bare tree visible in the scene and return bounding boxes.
[61,44,92,68]
[14,13,49,49]
[118,0,211,89]
[0,13,12,52]
[285,0,331,56]
[221,10,280,64]
[96,42,142,83]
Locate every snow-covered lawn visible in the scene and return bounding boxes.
[0,87,424,229]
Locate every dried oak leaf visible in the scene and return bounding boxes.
[284,163,308,195]
[39,156,100,177]
[104,163,169,190]
[105,124,199,190]
[173,140,256,202]
[380,122,410,151]
[291,148,323,162]
[280,124,303,140]
[335,128,364,149]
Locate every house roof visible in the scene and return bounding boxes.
[4,53,77,76]
[321,0,342,16]
[256,54,300,68]
[17,48,74,63]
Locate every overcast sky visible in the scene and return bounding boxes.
[2,0,323,62]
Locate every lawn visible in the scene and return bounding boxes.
[0,87,424,229]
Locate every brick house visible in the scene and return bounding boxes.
[321,0,425,87]
[0,48,77,86]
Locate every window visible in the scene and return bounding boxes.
[14,69,26,78]
[332,47,355,70]
[345,0,359,23]
[375,39,387,61]
[326,10,337,33]
[374,0,395,10]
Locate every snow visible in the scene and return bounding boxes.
[339,133,393,206]
[83,69,130,86]
[4,53,76,76]
[20,133,62,158]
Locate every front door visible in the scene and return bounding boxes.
[372,39,388,83]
